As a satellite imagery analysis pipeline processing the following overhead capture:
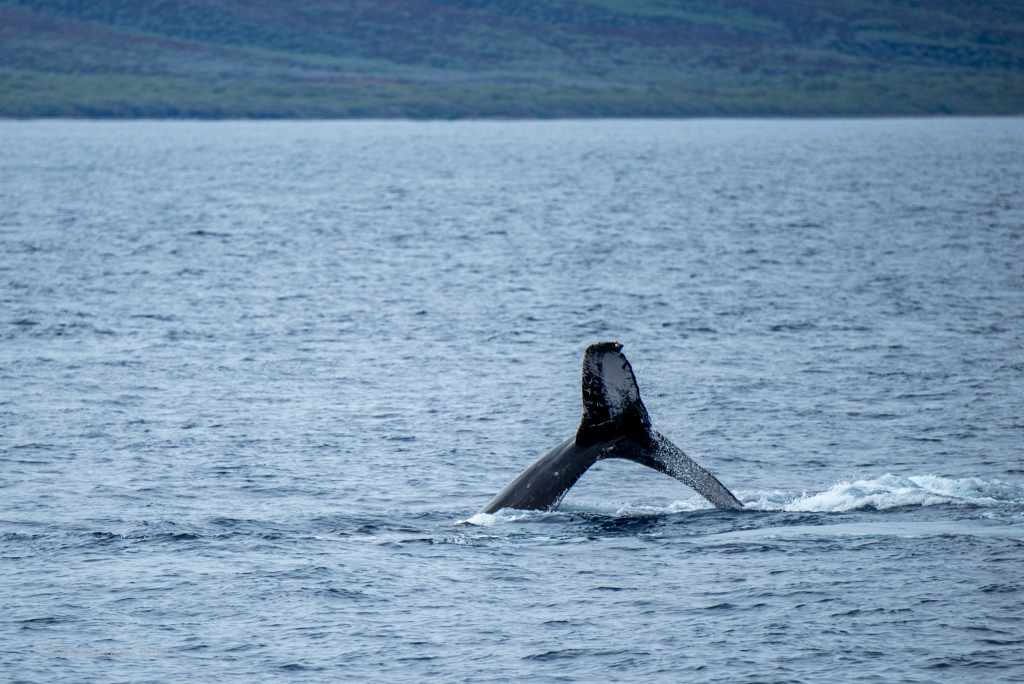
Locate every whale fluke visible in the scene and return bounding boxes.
[482,342,742,514]
[576,341,650,446]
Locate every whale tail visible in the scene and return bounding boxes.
[576,341,651,447]
[480,342,743,514]
[578,342,744,510]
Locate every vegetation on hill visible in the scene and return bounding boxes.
[2,0,1023,117]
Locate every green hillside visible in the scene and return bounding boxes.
[2,0,1023,117]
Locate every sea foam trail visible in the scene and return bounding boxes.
[753,474,1024,513]
[463,475,1024,524]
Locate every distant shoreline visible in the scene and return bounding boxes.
[2,113,1022,122]
[4,72,1023,121]
[4,1,1022,121]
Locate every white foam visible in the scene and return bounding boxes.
[748,474,1024,513]
[459,509,552,526]
[460,475,1024,524]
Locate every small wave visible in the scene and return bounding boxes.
[460,498,714,525]
[748,474,1024,513]
[460,475,1023,523]
[460,509,550,526]
[562,499,713,517]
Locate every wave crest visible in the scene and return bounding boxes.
[463,475,1024,523]
[750,474,1023,513]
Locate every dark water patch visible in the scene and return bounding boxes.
[577,516,665,537]
[15,616,72,628]
[159,532,203,542]
[523,648,592,662]
[978,583,1020,593]
[279,663,323,671]
[979,637,1024,646]
[770,322,817,332]
[7,442,58,452]
[0,532,46,543]
[129,313,176,321]
[319,587,368,600]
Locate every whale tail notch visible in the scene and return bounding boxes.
[576,341,652,447]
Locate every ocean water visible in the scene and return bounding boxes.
[2,118,1023,682]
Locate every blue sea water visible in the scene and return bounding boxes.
[1,118,1023,682]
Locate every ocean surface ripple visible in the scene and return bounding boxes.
[2,119,1023,682]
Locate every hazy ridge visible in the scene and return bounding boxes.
[2,0,1023,117]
